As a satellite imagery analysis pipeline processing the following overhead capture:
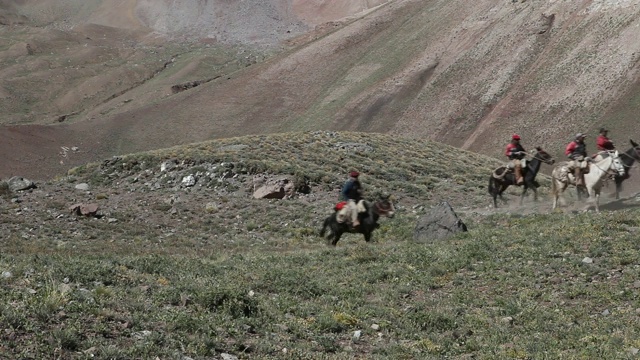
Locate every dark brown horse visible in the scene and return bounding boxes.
[319,196,395,246]
[488,147,555,208]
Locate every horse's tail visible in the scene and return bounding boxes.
[319,216,330,237]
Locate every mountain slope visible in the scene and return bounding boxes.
[1,0,640,179]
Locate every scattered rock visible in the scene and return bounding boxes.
[582,257,593,264]
[160,160,177,172]
[371,324,380,330]
[352,330,362,341]
[413,201,467,242]
[181,175,197,187]
[69,203,100,217]
[501,316,514,325]
[8,177,36,192]
[133,330,152,340]
[334,142,374,153]
[221,354,238,360]
[75,183,90,191]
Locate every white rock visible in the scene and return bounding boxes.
[352,330,362,341]
[181,175,197,187]
[75,183,90,191]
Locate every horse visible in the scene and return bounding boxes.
[488,147,555,208]
[319,196,395,246]
[551,150,625,212]
[593,140,640,199]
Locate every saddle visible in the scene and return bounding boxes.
[492,159,527,180]
[334,200,367,224]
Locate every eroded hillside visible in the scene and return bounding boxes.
[0,0,639,180]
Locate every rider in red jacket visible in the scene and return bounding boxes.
[505,134,526,184]
[596,127,615,151]
[565,133,588,186]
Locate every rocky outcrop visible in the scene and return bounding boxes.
[7,177,36,192]
[252,175,295,199]
[414,201,467,243]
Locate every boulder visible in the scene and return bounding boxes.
[414,201,467,242]
[7,177,36,191]
[253,175,295,199]
[69,203,100,217]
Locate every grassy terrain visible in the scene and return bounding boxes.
[4,132,637,359]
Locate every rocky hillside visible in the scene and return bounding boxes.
[3,132,640,359]
[1,0,640,180]
[1,132,513,250]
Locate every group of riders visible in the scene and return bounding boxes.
[336,127,619,228]
[506,127,616,187]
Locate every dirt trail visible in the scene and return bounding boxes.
[463,175,640,218]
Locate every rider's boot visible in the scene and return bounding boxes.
[515,165,524,185]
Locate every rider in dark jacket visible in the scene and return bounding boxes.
[341,171,363,202]
[341,171,363,227]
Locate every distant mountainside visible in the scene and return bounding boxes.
[0,0,639,180]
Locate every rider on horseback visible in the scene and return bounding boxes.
[565,133,589,186]
[341,171,363,227]
[596,127,615,152]
[505,134,526,185]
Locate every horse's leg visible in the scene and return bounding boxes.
[319,217,329,237]
[363,230,372,242]
[489,177,499,208]
[552,180,562,209]
[592,187,601,212]
[499,184,509,204]
[520,185,529,205]
[532,187,538,202]
[615,178,623,200]
[331,230,343,246]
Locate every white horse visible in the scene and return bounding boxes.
[551,150,625,212]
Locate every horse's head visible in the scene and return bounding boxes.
[374,195,396,218]
[611,150,626,176]
[628,139,640,160]
[534,146,555,165]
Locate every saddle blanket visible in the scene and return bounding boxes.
[336,200,366,224]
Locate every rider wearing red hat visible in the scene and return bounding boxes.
[505,134,526,185]
[341,171,363,227]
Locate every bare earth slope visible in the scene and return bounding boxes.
[1,0,639,179]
